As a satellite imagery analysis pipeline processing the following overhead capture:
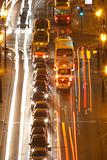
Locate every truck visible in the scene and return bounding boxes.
[54,0,71,24]
[54,36,74,68]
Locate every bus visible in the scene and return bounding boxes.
[54,36,74,68]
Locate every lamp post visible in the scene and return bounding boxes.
[0,29,3,103]
[3,1,7,69]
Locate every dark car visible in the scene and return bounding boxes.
[33,74,48,83]
[33,101,48,110]
[30,127,46,136]
[33,68,48,78]
[32,57,45,65]
[33,86,48,93]
[33,63,46,70]
[32,109,50,124]
[32,80,47,88]
[31,119,46,130]
[30,92,46,109]
[29,150,48,160]
[34,18,50,31]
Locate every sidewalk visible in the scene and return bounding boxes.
[0,54,14,157]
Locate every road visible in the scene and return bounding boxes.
[0,0,107,160]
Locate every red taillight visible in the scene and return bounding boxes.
[67,16,70,20]
[55,16,58,20]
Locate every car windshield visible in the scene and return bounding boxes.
[57,49,73,56]
[34,111,47,117]
[58,78,69,83]
[58,69,71,75]
[35,19,48,30]
[32,137,46,147]
[33,32,48,42]
[31,150,46,156]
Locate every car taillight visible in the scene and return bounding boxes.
[67,16,70,20]
[55,16,58,21]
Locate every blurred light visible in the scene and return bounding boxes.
[104,65,107,74]
[100,33,107,42]
[0,32,4,43]
[95,9,102,17]
[76,6,80,10]
[44,93,48,99]
[44,118,48,123]
[67,16,70,20]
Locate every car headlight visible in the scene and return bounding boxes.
[43,158,47,160]
[44,93,48,99]
[31,148,35,152]
[31,101,35,105]
[44,118,48,123]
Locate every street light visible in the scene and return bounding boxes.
[95,9,103,18]
[100,32,107,42]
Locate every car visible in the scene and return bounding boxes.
[33,69,48,78]
[33,74,48,83]
[30,127,47,141]
[33,101,49,110]
[30,92,47,110]
[29,134,48,155]
[31,119,46,130]
[32,57,45,65]
[32,31,49,47]
[32,109,50,124]
[33,47,49,59]
[29,150,48,160]
[30,127,46,136]
[32,80,48,88]
[33,86,49,93]
[34,18,50,31]
[33,63,46,70]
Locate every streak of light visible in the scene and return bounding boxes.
[77,48,81,112]
[83,48,87,108]
[87,58,92,112]
[73,112,78,160]
[18,27,29,160]
[6,0,16,26]
[56,111,61,160]
[5,32,19,160]
[62,122,69,160]
[68,126,75,160]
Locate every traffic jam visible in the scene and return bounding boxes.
[29,0,74,159]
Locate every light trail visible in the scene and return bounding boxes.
[56,111,61,160]
[77,48,81,112]
[87,56,92,112]
[73,112,78,160]
[5,31,19,160]
[82,47,87,108]
[6,0,16,26]
[62,122,69,160]
[17,27,29,160]
[68,126,75,160]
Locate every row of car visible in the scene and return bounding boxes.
[29,57,51,160]
[31,18,51,59]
